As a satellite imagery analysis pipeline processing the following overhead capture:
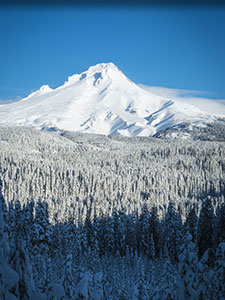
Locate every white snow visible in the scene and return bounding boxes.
[139,84,225,117]
[0,62,224,137]
[46,283,66,299]
[4,291,18,300]
[4,265,19,290]
[32,291,47,300]
[76,271,90,300]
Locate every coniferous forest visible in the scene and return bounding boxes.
[0,124,225,299]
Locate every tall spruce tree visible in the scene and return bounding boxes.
[164,201,182,263]
[197,197,214,259]
[30,199,52,289]
[149,206,160,257]
[185,205,198,243]
[177,231,198,299]
[10,231,36,300]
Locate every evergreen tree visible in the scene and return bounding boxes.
[10,232,36,300]
[30,199,52,289]
[45,282,66,300]
[133,262,149,300]
[152,259,176,300]
[138,204,150,256]
[149,234,155,260]
[63,251,74,299]
[149,206,160,258]
[212,242,225,299]
[63,217,77,255]
[75,267,91,300]
[196,248,214,299]
[164,202,182,263]
[89,272,103,300]
[185,205,198,243]
[177,231,198,300]
[22,200,35,247]
[197,197,214,259]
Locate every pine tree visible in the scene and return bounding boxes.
[196,247,214,299]
[212,242,225,299]
[139,204,150,257]
[149,234,155,260]
[164,202,182,263]
[197,197,214,259]
[185,205,198,243]
[133,262,149,300]
[10,232,36,300]
[75,267,91,300]
[89,272,103,300]
[22,200,35,247]
[177,231,198,300]
[152,259,176,300]
[63,217,77,255]
[30,199,52,289]
[63,251,74,299]
[149,206,160,258]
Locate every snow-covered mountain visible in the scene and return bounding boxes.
[0,62,224,137]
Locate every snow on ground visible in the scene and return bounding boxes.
[0,63,223,137]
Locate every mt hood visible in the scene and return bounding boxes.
[0,62,224,137]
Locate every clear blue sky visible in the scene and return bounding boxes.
[0,7,225,100]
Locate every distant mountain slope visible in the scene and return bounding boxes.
[0,62,224,137]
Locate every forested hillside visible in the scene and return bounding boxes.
[0,125,225,299]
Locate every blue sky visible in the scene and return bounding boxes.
[0,7,225,100]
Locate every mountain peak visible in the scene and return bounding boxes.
[64,62,127,87]
[87,62,118,72]
[84,62,125,79]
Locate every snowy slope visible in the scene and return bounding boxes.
[138,84,225,117]
[0,62,224,137]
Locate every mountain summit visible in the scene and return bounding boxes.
[0,63,223,136]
